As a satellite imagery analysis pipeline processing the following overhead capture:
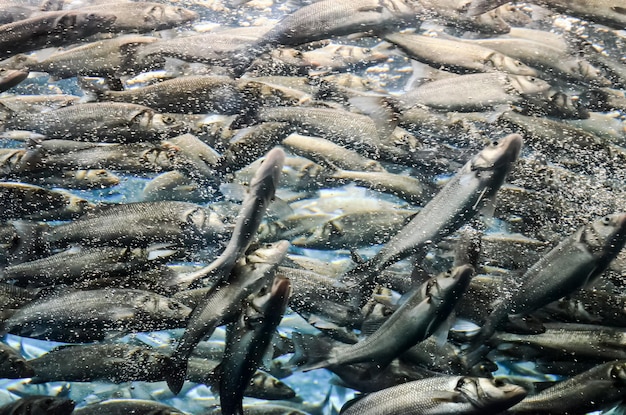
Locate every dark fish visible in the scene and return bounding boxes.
[72,399,185,415]
[507,361,626,414]
[0,395,75,415]
[0,343,34,379]
[0,181,93,221]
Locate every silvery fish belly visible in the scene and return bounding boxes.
[0,0,625,414]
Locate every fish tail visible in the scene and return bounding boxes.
[163,354,188,395]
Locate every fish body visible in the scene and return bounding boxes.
[339,376,526,414]
[340,134,522,295]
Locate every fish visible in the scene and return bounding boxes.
[0,395,75,415]
[506,361,626,414]
[300,265,473,371]
[399,73,551,111]
[76,2,198,33]
[1,288,191,342]
[339,376,526,414]
[384,32,538,76]
[2,102,187,142]
[218,276,291,415]
[340,134,522,301]
[231,0,423,75]
[0,181,93,221]
[0,11,117,59]
[466,213,626,363]
[173,147,284,287]
[0,68,28,93]
[0,246,177,287]
[164,240,289,395]
[71,399,185,415]
[44,201,227,249]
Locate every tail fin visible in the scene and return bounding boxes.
[163,354,188,395]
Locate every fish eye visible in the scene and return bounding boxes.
[527,76,536,82]
[514,60,523,66]
[491,140,499,146]
[162,115,175,125]
[493,378,505,387]
[602,216,611,225]
[0,68,5,73]
[363,48,371,53]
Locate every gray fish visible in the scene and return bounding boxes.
[384,33,538,76]
[28,344,169,384]
[0,68,28,93]
[302,265,473,371]
[3,102,186,142]
[467,213,626,363]
[19,35,158,80]
[20,169,121,190]
[282,133,385,173]
[76,2,198,32]
[174,147,284,287]
[458,37,608,85]
[219,276,291,415]
[289,209,417,250]
[1,246,176,287]
[506,361,626,414]
[0,11,116,59]
[327,169,424,204]
[1,288,191,342]
[0,395,75,415]
[71,399,185,415]
[232,0,422,75]
[164,240,289,395]
[340,134,522,299]
[89,76,245,115]
[45,201,226,249]
[0,181,93,221]
[339,376,526,414]
[400,73,551,111]
[36,141,182,173]
[468,0,626,29]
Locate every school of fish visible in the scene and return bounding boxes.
[0,0,625,414]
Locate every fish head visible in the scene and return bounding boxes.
[143,4,198,30]
[492,55,538,77]
[608,361,626,386]
[471,133,523,172]
[150,113,188,136]
[582,213,626,258]
[456,377,527,412]
[82,169,121,187]
[140,294,192,321]
[511,75,551,95]
[249,147,285,198]
[245,240,290,266]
